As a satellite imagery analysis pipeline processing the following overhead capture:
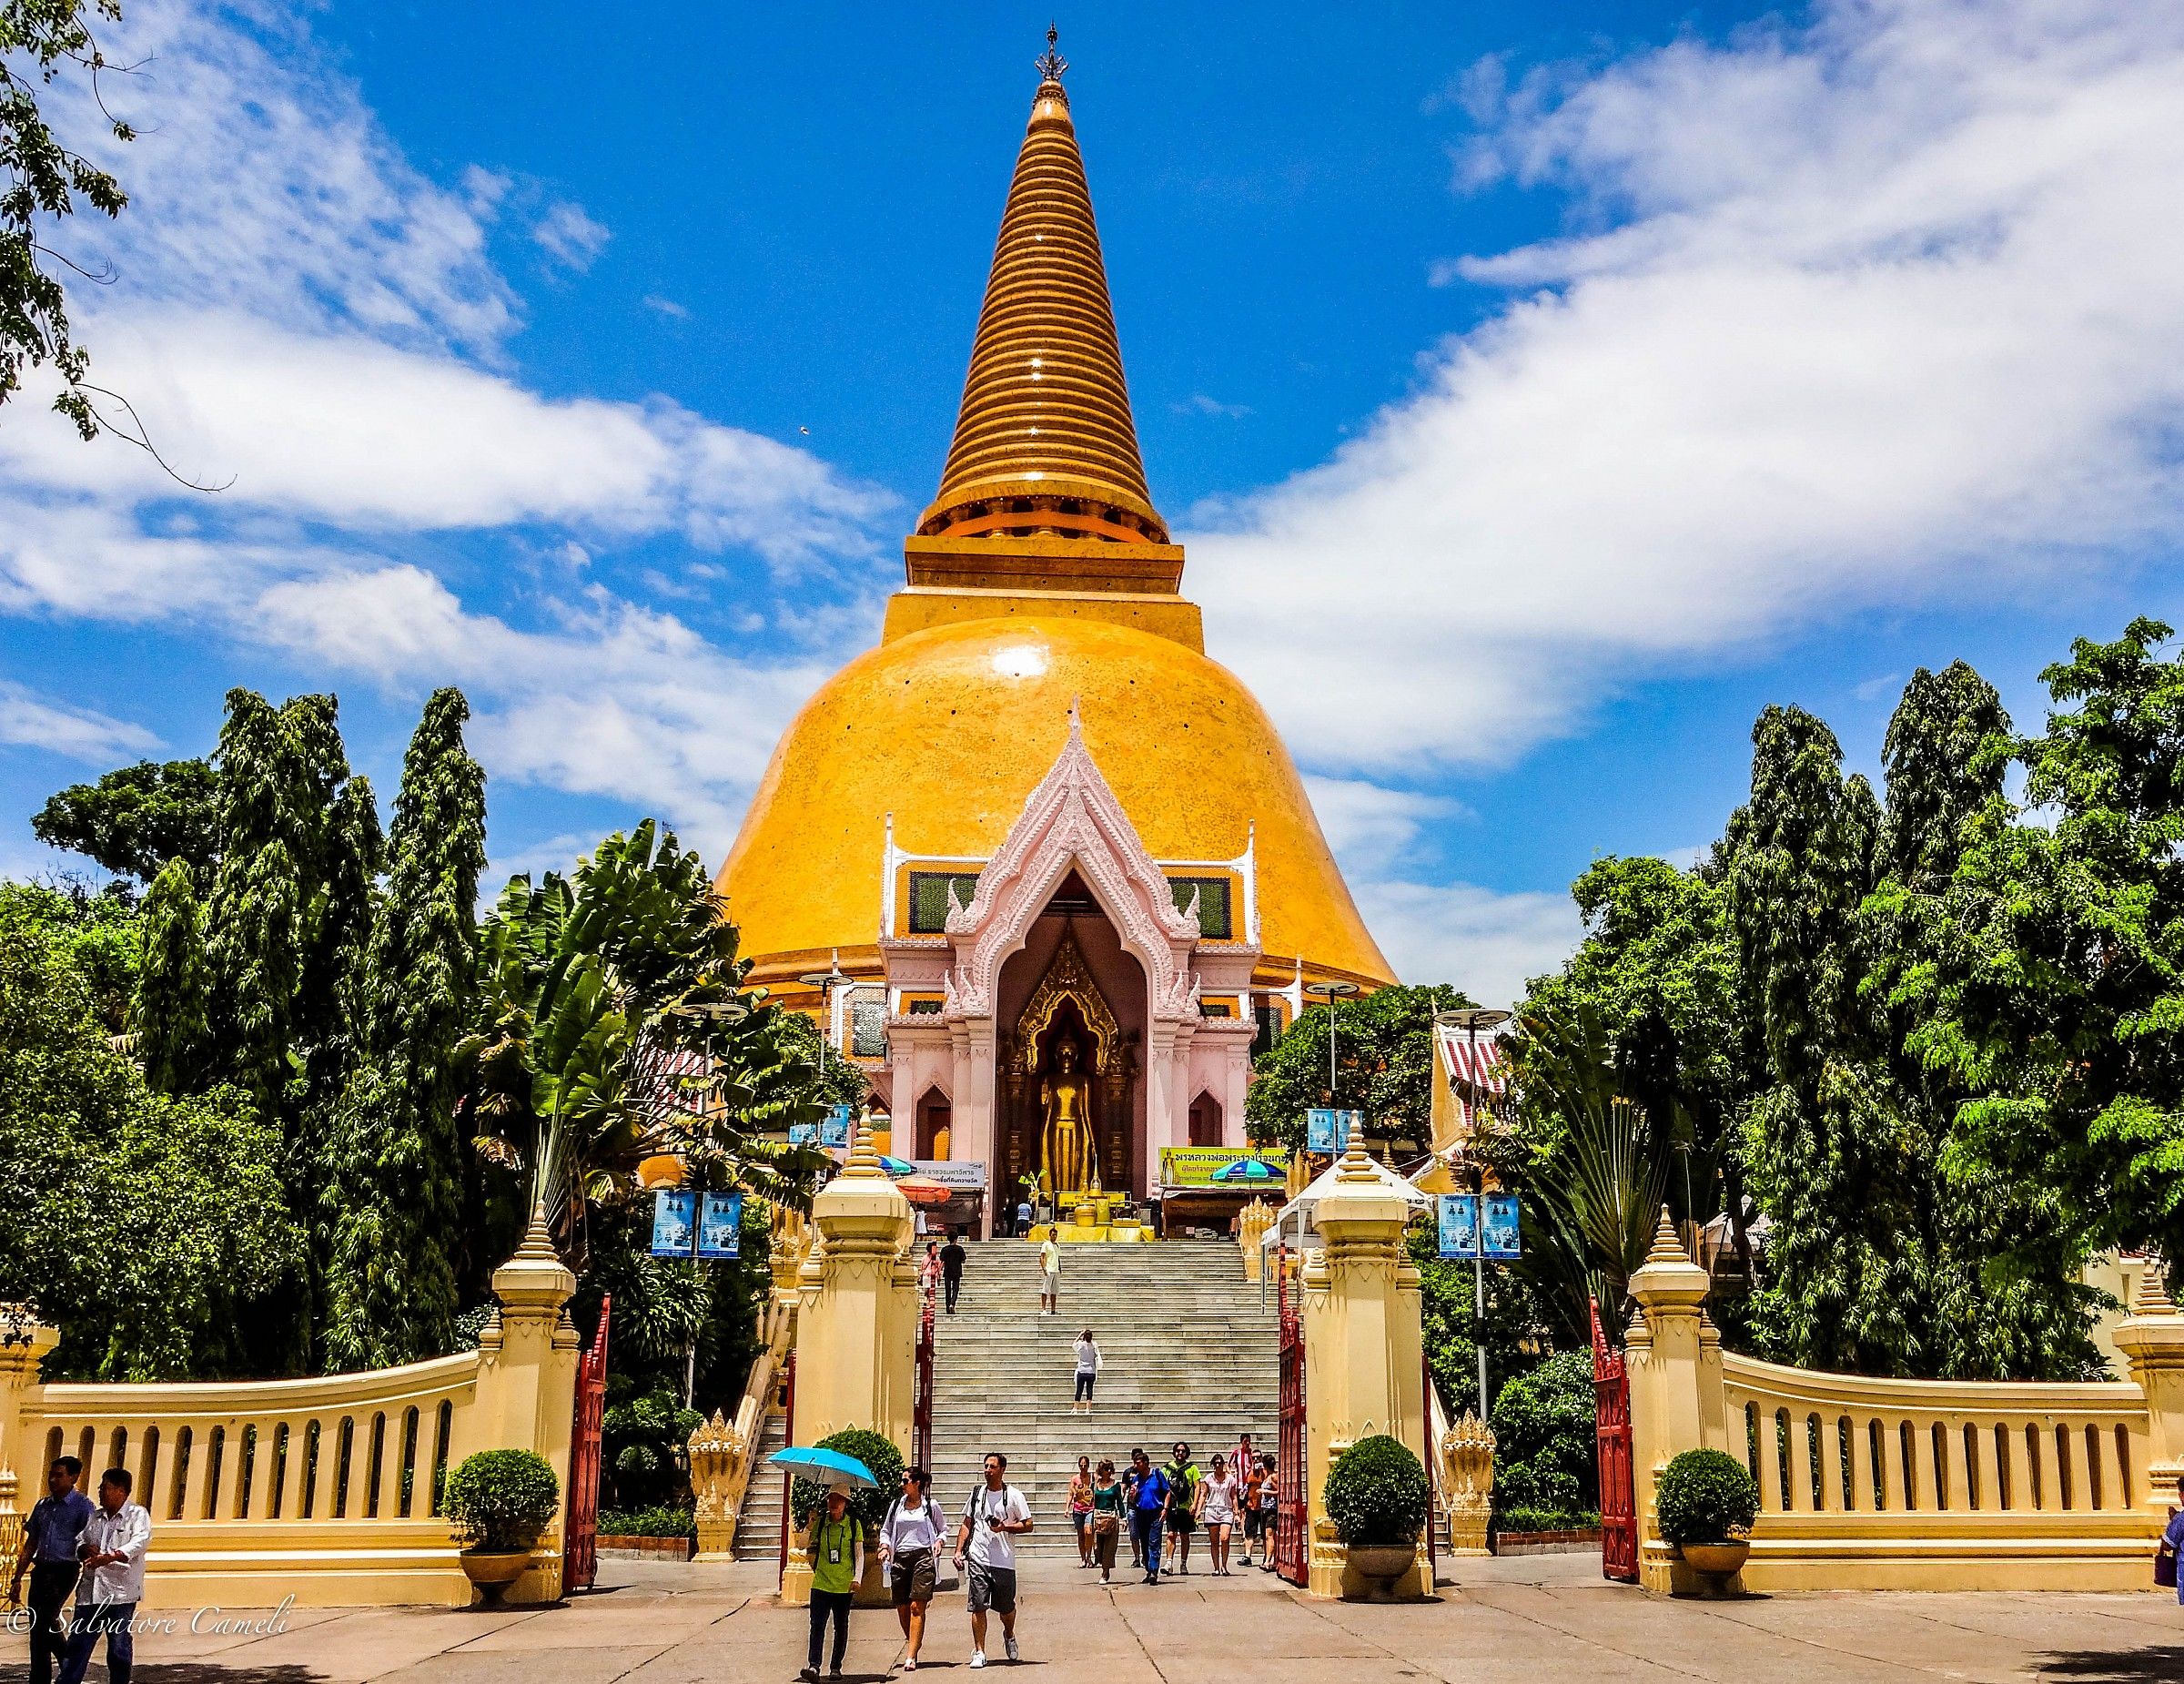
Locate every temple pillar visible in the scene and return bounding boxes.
[949,1019,998,1233]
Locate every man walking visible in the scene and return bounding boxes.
[1038,1233,1060,1315]
[1160,1443,1200,1576]
[953,1453,1031,1669]
[1127,1448,1170,1584]
[940,1232,966,1314]
[56,1468,147,1684]
[9,1457,93,1684]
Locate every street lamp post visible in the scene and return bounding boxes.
[1438,1006,1512,1419]
[1303,980,1360,1144]
[797,960,852,1091]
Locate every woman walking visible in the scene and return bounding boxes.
[879,1466,942,1670]
[1068,1456,1096,1567]
[1240,1454,1267,1567]
[1197,1455,1240,1576]
[1071,1327,1101,1413]
[1090,1458,1125,1583]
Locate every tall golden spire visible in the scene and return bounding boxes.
[918,28,1167,545]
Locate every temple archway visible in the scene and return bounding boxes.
[1188,1089,1223,1149]
[915,1085,952,1160]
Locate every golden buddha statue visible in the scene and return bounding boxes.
[1040,1041,1095,1198]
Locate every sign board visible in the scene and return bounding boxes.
[1306,1108,1361,1154]
[695,1192,743,1260]
[1437,1193,1481,1259]
[1158,1146,1293,1190]
[819,1105,854,1148]
[786,1122,817,1146]
[650,1189,697,1258]
[1481,1192,1522,1261]
[910,1160,988,1192]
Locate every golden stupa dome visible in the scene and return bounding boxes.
[717,614,1392,985]
[715,38,1392,992]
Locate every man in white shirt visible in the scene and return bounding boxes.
[56,1468,148,1684]
[952,1453,1032,1670]
[1038,1235,1059,1314]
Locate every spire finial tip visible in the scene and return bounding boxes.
[1036,22,1067,84]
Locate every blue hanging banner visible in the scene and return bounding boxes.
[696,1192,743,1260]
[1306,1108,1361,1154]
[1481,1192,1522,1261]
[787,1122,817,1146]
[1437,1193,1481,1259]
[820,1104,854,1148]
[650,1189,697,1258]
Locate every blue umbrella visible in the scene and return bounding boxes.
[765,1446,880,1488]
[1213,1158,1281,1182]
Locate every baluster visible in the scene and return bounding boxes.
[1970,1422,2000,1513]
[1878,1421,1906,1511]
[1787,1412,1815,1513]
[373,1412,402,1518]
[1756,1408,1785,1512]
[212,1424,247,1520]
[1849,1415,1876,1512]
[178,1422,213,1522]
[1937,1421,1968,1511]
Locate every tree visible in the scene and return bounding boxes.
[33,758,219,884]
[0,894,300,1380]
[321,690,486,1370]
[1915,622,2184,1282]
[1245,982,1473,1149]
[0,876,136,1031]
[133,856,209,1094]
[462,821,831,1263]
[1,0,132,440]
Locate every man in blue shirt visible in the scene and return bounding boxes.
[8,1457,94,1684]
[1127,1448,1169,1584]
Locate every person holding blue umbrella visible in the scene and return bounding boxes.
[799,1483,864,1681]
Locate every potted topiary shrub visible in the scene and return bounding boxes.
[1654,1448,1758,1592]
[1323,1435,1431,1599]
[444,1448,561,1605]
[790,1428,905,1606]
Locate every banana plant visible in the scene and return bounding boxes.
[460,821,831,1261]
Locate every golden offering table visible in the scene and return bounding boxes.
[1028,1194,1151,1243]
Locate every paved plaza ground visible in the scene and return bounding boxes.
[37,1551,2184,1684]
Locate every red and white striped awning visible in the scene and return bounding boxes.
[1435,1024,1509,1094]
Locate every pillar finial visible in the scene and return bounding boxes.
[844,1113,888,1179]
[1643,1205,1691,1267]
[1336,1112,1378,1183]
[2133,1257,2178,1316]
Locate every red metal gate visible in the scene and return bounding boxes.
[776,1350,797,1588]
[564,1294,611,1592]
[914,1273,936,1471]
[1274,1246,1308,1587]
[1592,1298,1636,1582]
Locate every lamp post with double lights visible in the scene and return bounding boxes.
[1303,980,1360,1153]
[1437,1006,1512,1417]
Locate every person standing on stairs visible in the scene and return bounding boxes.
[1038,1233,1060,1314]
[940,1232,966,1313]
[953,1452,1032,1669]
[1071,1327,1100,1412]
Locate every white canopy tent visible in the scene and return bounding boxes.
[1260,1152,1435,1255]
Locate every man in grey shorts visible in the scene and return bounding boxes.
[953,1452,1033,1669]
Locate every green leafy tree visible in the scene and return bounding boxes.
[321,690,486,1370]
[1915,621,2184,1281]
[0,877,136,1031]
[2,0,132,439]
[34,757,219,883]
[133,856,210,1094]
[0,898,301,1380]
[1488,1349,1598,1523]
[462,821,831,1261]
[1246,982,1473,1149]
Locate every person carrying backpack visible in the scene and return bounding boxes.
[1127,1447,1169,1584]
[1160,1443,1200,1576]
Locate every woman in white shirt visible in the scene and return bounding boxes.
[1071,1329,1101,1415]
[1194,1456,1240,1576]
[879,1466,942,1670]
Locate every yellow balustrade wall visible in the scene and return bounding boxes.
[0,1218,581,1610]
[1627,1212,2181,1595]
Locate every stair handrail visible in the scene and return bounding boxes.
[691,1242,804,1559]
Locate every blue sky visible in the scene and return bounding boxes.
[4,1,2181,1004]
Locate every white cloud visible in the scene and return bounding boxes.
[1173,393,1252,419]
[1351,878,1582,1008]
[1303,775,1462,876]
[0,683,161,763]
[1191,0,2184,774]
[642,294,692,320]
[532,201,611,271]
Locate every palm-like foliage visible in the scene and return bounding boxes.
[460,821,830,1257]
[1503,1003,1677,1342]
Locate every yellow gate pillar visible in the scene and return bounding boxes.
[1626,1209,1728,1595]
[0,1308,58,1574]
[1301,1135,1429,1598]
[2113,1262,2184,1524]
[781,1123,916,1606]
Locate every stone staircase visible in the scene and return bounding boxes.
[925,1240,1279,1559]
[733,1408,790,1561]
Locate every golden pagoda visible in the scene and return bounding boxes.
[717,35,1391,1229]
